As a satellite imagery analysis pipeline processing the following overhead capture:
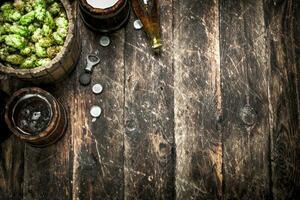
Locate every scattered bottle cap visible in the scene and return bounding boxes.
[79,73,91,86]
[90,106,102,118]
[100,36,111,47]
[92,84,103,94]
[134,19,143,30]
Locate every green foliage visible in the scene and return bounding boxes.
[36,58,50,66]
[31,28,43,42]
[8,23,30,37]
[0,0,68,68]
[19,11,35,25]
[52,31,63,45]
[5,34,26,49]
[6,54,24,65]
[35,42,47,58]
[20,55,37,68]
[49,2,60,16]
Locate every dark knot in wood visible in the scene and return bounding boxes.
[239,105,257,126]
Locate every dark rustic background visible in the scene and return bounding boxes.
[1,0,300,199]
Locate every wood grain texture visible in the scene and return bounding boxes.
[264,0,300,199]
[174,0,222,199]
[0,79,25,200]
[220,0,271,199]
[124,2,175,199]
[1,1,300,199]
[21,61,76,200]
[21,3,78,199]
[71,15,125,200]
[0,137,24,200]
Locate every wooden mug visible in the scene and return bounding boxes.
[5,88,67,147]
[79,0,130,33]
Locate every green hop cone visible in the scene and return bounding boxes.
[33,0,46,9]
[4,34,26,50]
[19,11,36,25]
[35,6,46,21]
[44,11,55,29]
[55,17,68,28]
[52,32,64,45]
[47,46,61,58]
[35,43,47,58]
[57,27,68,38]
[6,54,24,65]
[28,24,37,34]
[42,24,52,36]
[49,2,60,16]
[31,28,43,42]
[12,11,22,21]
[9,24,30,37]
[20,46,32,56]
[24,4,33,12]
[0,2,13,12]
[36,58,51,67]
[39,37,53,48]
[20,55,37,69]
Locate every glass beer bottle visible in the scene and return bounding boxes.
[132,0,162,51]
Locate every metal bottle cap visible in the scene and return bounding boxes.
[79,73,91,86]
[90,106,102,118]
[133,19,143,30]
[100,36,111,47]
[92,84,103,94]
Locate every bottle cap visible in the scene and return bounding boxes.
[134,19,143,30]
[92,84,103,94]
[100,36,111,47]
[79,73,91,86]
[90,106,102,118]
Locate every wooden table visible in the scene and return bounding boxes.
[1,0,299,199]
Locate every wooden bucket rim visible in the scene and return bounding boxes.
[0,0,75,77]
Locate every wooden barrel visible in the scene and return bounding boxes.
[79,0,130,33]
[0,0,81,84]
[4,87,67,147]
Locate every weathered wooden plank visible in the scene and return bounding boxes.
[21,69,76,200]
[21,3,79,199]
[264,0,300,199]
[124,2,175,199]
[71,16,125,200]
[0,137,24,200]
[174,0,222,199]
[220,0,271,199]
[22,54,75,200]
[0,79,25,200]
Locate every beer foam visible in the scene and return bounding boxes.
[86,0,119,9]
